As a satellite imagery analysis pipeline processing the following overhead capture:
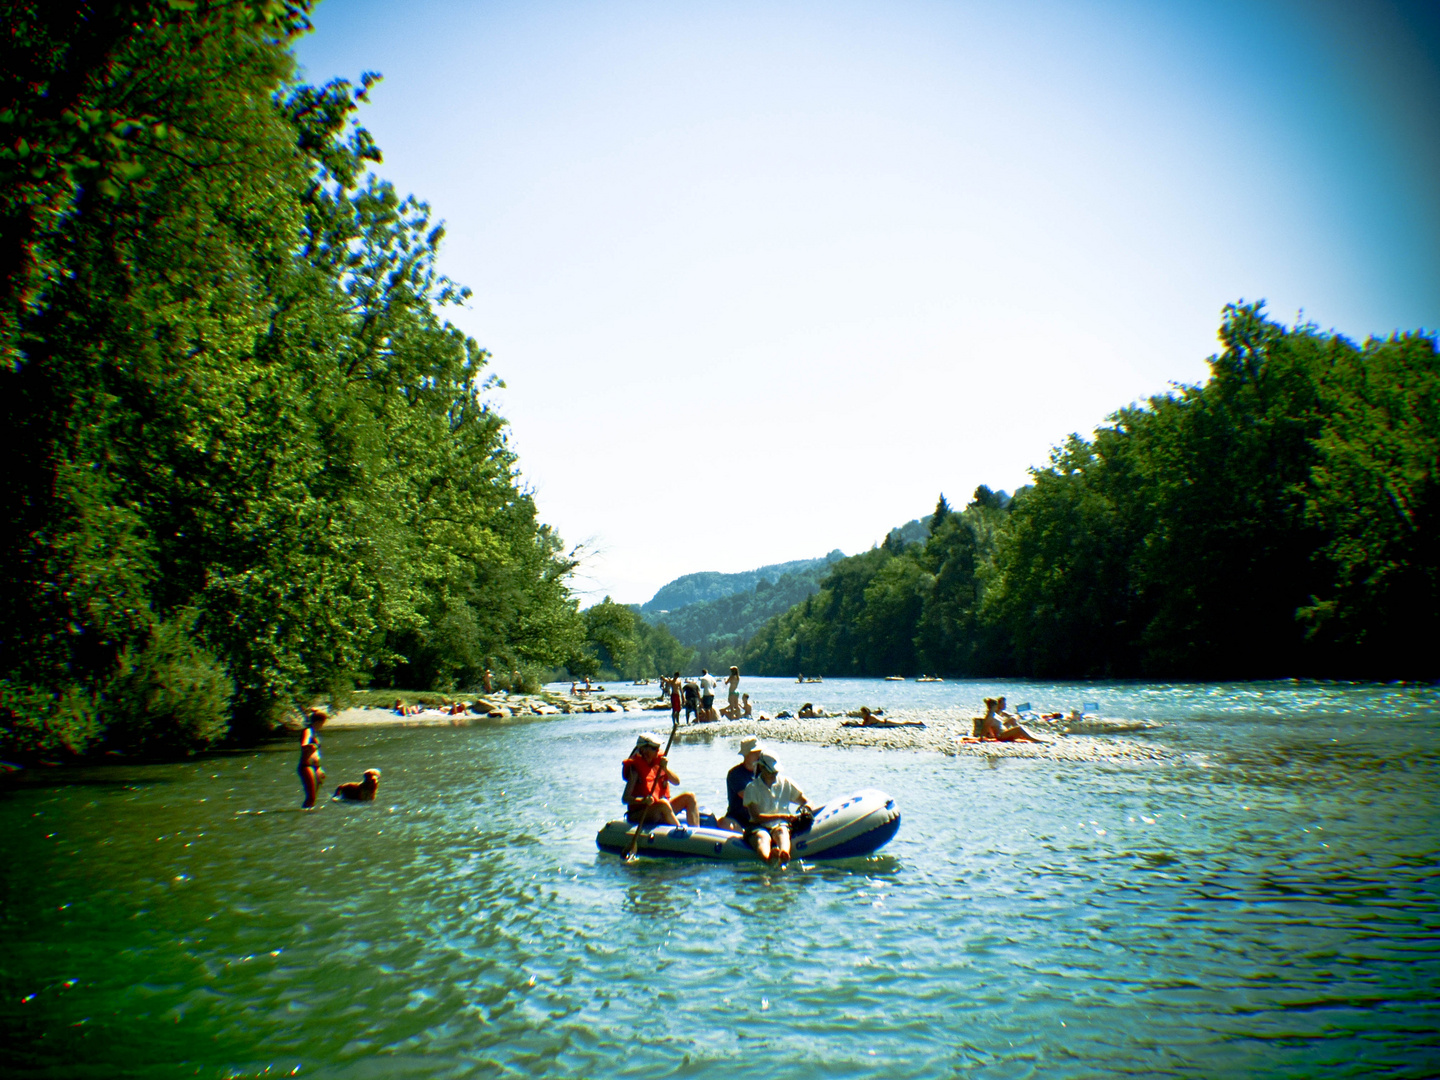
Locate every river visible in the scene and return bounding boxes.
[2,679,1437,1078]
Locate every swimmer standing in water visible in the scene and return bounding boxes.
[298,708,327,809]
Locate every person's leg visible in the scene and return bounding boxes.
[749,829,771,863]
[772,823,791,866]
[631,800,680,826]
[300,766,318,809]
[672,791,700,826]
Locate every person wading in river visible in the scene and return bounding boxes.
[298,709,327,809]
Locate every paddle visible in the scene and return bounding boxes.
[622,712,682,862]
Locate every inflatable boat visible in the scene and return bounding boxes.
[596,788,900,861]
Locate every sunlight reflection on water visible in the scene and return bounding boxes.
[2,680,1437,1078]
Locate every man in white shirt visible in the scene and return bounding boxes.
[698,670,717,716]
[741,753,815,867]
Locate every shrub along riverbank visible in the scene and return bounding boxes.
[743,305,1439,681]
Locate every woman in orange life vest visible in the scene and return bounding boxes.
[621,731,700,827]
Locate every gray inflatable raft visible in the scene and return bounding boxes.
[597,788,900,861]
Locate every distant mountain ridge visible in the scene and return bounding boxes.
[642,560,843,668]
[639,552,845,614]
[632,515,940,669]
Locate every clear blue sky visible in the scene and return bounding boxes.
[295,0,1439,605]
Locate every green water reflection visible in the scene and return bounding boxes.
[2,683,1438,1078]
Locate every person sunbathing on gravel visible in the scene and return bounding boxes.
[842,706,926,728]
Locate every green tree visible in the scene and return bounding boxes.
[0,3,586,755]
[1301,330,1440,674]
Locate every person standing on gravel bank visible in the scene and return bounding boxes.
[668,671,682,725]
[699,669,717,716]
[725,667,741,718]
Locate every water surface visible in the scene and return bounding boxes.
[3,680,1437,1078]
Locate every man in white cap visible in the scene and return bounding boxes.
[742,753,815,867]
[621,731,699,827]
[717,737,765,833]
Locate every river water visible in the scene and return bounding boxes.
[2,679,1437,1078]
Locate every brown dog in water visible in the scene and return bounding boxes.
[334,768,381,801]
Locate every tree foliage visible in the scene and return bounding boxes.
[743,305,1439,680]
[1,2,583,757]
[566,599,693,681]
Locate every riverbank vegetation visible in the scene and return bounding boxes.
[558,599,694,682]
[0,2,587,759]
[743,305,1438,681]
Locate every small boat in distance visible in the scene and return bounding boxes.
[796,674,824,683]
[884,675,905,681]
[915,675,943,683]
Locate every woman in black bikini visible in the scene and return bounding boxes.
[299,709,327,808]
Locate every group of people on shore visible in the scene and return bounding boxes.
[660,668,750,724]
[620,733,813,867]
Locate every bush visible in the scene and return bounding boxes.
[104,618,234,754]
[0,681,104,760]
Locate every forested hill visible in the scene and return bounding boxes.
[740,306,1440,682]
[640,552,844,613]
[0,2,590,759]
[646,560,844,670]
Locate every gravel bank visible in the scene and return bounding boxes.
[323,698,1169,765]
[672,707,1172,764]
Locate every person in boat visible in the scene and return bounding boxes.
[797,703,824,719]
[298,708,327,809]
[621,731,699,827]
[843,705,926,728]
[718,737,765,832]
[725,666,741,717]
[742,753,816,867]
[682,678,699,723]
[742,693,753,718]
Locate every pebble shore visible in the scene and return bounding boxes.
[326,695,1171,765]
[671,707,1172,764]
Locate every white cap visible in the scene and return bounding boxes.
[739,737,765,755]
